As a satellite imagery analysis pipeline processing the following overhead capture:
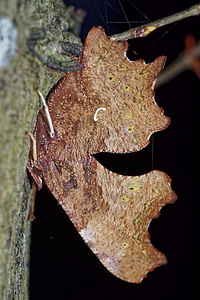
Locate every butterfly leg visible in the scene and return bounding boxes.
[27,131,43,189]
[27,131,43,220]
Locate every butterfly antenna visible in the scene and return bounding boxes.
[37,89,55,138]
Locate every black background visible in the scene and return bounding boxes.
[30,1,200,299]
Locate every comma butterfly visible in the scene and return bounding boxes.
[27,26,176,283]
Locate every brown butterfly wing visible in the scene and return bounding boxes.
[82,26,170,153]
[27,26,176,283]
[46,26,170,155]
[32,144,176,283]
[79,161,176,283]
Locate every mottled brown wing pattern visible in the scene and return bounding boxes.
[81,161,176,283]
[46,27,170,155]
[27,26,177,283]
[81,27,170,153]
[29,145,176,283]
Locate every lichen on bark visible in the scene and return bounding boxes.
[0,0,85,299]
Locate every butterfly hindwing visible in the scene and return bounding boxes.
[36,150,176,283]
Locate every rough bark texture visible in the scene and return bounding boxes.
[0,0,84,298]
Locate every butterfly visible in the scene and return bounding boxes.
[27,26,176,283]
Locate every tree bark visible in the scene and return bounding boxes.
[0,1,84,298]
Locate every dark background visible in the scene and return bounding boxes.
[30,0,200,299]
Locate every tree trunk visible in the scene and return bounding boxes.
[0,1,84,298]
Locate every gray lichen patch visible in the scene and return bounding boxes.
[0,17,18,68]
[27,1,85,72]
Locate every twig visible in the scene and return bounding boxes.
[110,3,200,41]
[155,36,200,88]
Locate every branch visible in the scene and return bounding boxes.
[0,1,85,299]
[110,3,200,41]
[155,34,200,88]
